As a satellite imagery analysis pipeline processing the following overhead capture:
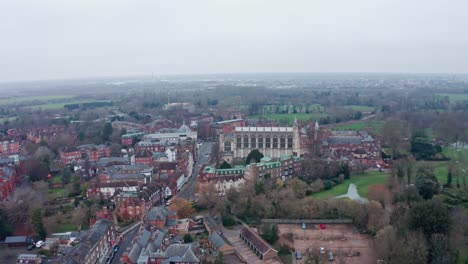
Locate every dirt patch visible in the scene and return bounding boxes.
[277,224,376,264]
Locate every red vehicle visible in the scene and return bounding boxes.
[320,224,326,229]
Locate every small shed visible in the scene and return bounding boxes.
[4,236,27,247]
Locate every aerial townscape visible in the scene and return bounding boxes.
[0,1,468,264]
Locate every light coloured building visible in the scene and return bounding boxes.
[143,122,197,144]
[219,120,302,161]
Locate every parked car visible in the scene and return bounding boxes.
[27,244,35,250]
[296,251,302,260]
[320,223,326,229]
[301,222,307,229]
[320,247,325,254]
[35,240,44,248]
[114,245,119,252]
[328,251,334,261]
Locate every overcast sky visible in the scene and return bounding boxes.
[1,0,467,81]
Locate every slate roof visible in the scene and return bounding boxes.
[145,206,169,221]
[209,232,231,250]
[239,226,277,255]
[137,229,151,247]
[5,236,27,243]
[161,244,199,264]
[328,136,361,145]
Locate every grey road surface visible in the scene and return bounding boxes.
[177,141,213,200]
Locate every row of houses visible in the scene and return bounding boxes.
[60,144,111,165]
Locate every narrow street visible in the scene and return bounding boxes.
[177,141,213,200]
[111,223,141,264]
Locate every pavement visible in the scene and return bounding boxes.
[111,222,141,264]
[178,141,213,200]
[336,183,368,203]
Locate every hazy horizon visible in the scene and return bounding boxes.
[1,0,467,82]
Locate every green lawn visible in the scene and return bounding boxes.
[29,100,112,110]
[311,171,389,199]
[250,113,329,125]
[55,221,77,233]
[0,95,76,105]
[415,147,468,184]
[333,120,384,135]
[48,187,70,199]
[344,105,375,112]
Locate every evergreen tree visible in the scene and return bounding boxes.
[445,169,453,188]
[32,209,47,239]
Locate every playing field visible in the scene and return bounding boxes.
[250,113,328,125]
[29,100,112,110]
[437,93,468,102]
[333,120,384,135]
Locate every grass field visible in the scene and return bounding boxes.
[312,170,389,199]
[29,100,112,110]
[261,104,325,115]
[250,113,328,125]
[344,105,376,112]
[437,93,468,102]
[333,120,384,135]
[0,95,76,105]
[0,117,18,124]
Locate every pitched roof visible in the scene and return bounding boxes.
[162,244,199,263]
[209,232,231,250]
[239,226,277,255]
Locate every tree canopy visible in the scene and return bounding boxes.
[246,149,264,164]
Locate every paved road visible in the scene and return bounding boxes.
[111,223,141,264]
[178,141,213,200]
[336,184,368,203]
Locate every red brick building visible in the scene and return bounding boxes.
[0,166,17,201]
[134,149,153,166]
[143,206,178,234]
[77,144,111,162]
[60,147,82,165]
[0,141,20,155]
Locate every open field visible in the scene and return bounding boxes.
[0,117,18,124]
[261,104,325,115]
[437,93,468,102]
[332,120,384,135]
[312,171,389,199]
[344,105,375,112]
[250,113,328,125]
[29,100,112,110]
[278,224,375,264]
[0,95,76,105]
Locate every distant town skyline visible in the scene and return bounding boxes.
[1,0,467,82]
